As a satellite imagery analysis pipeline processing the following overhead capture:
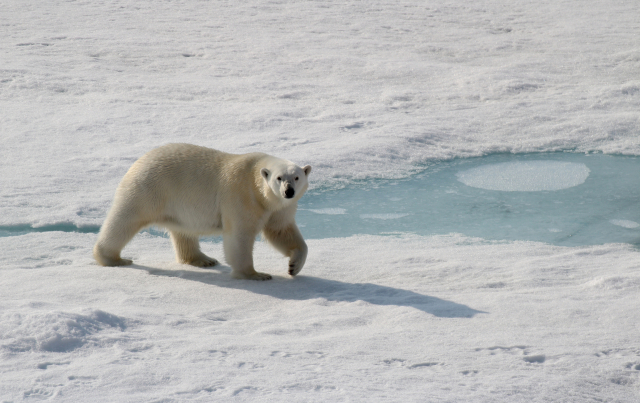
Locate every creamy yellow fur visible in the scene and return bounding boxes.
[93,143,311,280]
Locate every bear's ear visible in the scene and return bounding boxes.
[303,165,312,176]
[260,168,270,180]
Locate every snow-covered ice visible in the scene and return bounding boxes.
[2,0,640,401]
[2,233,640,402]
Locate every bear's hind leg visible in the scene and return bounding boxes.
[94,216,144,266]
[170,231,219,267]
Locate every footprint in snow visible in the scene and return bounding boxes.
[523,355,546,364]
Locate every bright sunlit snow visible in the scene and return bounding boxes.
[2,0,640,402]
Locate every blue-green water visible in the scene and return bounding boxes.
[0,223,101,237]
[297,153,640,246]
[3,153,639,247]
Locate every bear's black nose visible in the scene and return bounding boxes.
[284,188,295,198]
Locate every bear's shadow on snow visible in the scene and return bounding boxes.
[130,264,486,318]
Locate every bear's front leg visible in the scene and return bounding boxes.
[223,227,272,281]
[287,239,308,276]
[263,222,308,276]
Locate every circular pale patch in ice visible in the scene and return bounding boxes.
[609,219,640,229]
[456,160,590,191]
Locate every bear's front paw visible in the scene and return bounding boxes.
[288,248,307,276]
[288,260,304,276]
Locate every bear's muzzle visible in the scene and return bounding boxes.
[284,186,295,199]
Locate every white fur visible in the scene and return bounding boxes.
[93,143,311,280]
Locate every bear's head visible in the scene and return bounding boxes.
[261,160,312,202]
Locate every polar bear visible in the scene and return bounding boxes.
[93,143,311,280]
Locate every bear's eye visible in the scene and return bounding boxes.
[295,177,299,181]
[277,177,282,181]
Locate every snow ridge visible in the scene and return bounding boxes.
[2,310,128,353]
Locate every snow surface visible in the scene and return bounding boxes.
[2,0,640,401]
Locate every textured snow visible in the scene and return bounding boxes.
[2,0,640,227]
[2,0,640,402]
